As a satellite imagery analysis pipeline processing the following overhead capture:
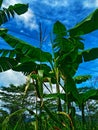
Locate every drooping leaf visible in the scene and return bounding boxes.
[79,89,98,104]
[82,48,98,62]
[0,33,52,62]
[13,61,51,76]
[0,57,18,72]
[13,61,37,74]
[76,48,98,64]
[74,75,92,84]
[69,8,98,36]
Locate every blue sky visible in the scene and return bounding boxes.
[0,0,98,87]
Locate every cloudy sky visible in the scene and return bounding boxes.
[0,0,98,87]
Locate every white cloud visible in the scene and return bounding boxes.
[16,8,38,30]
[2,0,22,7]
[83,0,98,8]
[43,0,69,7]
[0,70,26,87]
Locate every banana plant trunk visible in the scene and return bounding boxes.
[56,83,62,111]
[81,103,85,125]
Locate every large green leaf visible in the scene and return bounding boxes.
[0,57,18,72]
[13,61,51,75]
[0,49,16,58]
[53,21,67,36]
[82,48,98,62]
[69,8,98,36]
[74,75,92,84]
[9,4,28,15]
[65,76,80,103]
[59,60,79,77]
[0,3,28,25]
[13,61,37,74]
[79,89,98,104]
[76,48,98,64]
[0,0,3,8]
[0,33,52,62]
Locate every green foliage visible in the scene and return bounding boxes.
[79,89,98,103]
[0,1,29,72]
[82,48,98,62]
[0,57,18,71]
[53,21,84,77]
[69,8,98,36]
[2,109,26,130]
[10,4,28,15]
[0,33,52,63]
[13,61,51,76]
[0,5,98,130]
[0,4,28,25]
[53,20,67,36]
[0,0,3,8]
[74,75,92,84]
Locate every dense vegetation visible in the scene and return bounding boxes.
[0,0,98,130]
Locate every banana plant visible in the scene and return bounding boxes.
[52,21,83,113]
[73,75,98,125]
[52,19,98,129]
[1,7,98,130]
[79,89,98,125]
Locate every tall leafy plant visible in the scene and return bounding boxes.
[74,76,98,125]
[0,0,28,71]
[0,6,98,130]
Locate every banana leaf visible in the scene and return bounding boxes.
[0,4,28,25]
[69,8,98,36]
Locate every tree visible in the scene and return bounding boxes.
[0,83,36,130]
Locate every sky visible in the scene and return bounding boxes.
[0,0,98,87]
